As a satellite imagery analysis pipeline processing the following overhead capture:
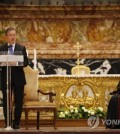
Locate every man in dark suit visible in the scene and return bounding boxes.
[0,27,28,129]
[106,81,120,129]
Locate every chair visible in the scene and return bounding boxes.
[23,66,57,129]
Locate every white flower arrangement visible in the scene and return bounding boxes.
[57,105,106,119]
[97,106,103,112]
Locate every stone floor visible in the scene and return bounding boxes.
[0,127,120,134]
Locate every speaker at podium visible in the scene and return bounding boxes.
[0,51,23,130]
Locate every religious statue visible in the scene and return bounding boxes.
[60,86,94,109]
[65,88,82,106]
[81,89,94,108]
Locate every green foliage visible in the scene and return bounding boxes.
[57,105,106,119]
[0,30,5,35]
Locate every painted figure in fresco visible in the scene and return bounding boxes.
[86,20,105,43]
[0,27,28,129]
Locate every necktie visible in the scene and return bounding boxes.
[9,45,14,55]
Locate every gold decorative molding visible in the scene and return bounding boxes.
[0,5,120,19]
[38,75,120,111]
[36,49,120,59]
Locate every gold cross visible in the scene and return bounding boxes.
[74,42,82,58]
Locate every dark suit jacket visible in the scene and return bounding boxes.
[106,95,120,129]
[0,43,28,89]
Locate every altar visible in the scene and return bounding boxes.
[38,75,120,111]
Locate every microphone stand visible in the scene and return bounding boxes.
[4,53,13,130]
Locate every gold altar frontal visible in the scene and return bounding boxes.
[38,75,120,111]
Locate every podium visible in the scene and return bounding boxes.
[0,51,23,130]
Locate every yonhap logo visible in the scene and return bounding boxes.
[87,116,100,128]
[88,116,120,128]
[105,119,120,126]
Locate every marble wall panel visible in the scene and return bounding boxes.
[0,5,120,58]
[0,19,120,58]
[0,19,120,48]
[30,58,120,75]
[1,0,120,5]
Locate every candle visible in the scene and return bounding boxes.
[26,50,28,57]
[34,49,37,70]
